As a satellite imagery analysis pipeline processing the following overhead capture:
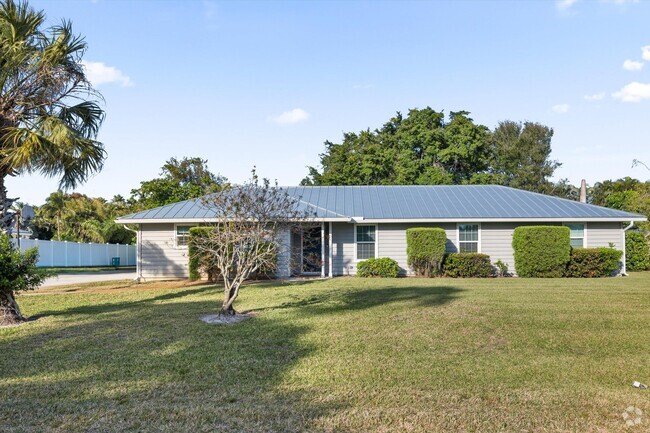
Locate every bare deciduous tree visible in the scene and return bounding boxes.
[192,172,314,317]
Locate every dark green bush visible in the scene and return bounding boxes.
[443,253,492,278]
[565,248,623,278]
[357,257,400,278]
[626,230,650,271]
[512,226,571,277]
[406,228,447,277]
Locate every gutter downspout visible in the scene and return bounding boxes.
[123,224,142,282]
[622,221,635,276]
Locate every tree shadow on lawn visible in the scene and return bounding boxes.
[30,285,215,318]
[261,283,463,316]
[0,296,343,432]
[1,281,463,432]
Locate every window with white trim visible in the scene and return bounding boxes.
[458,224,479,253]
[176,225,193,247]
[566,223,585,249]
[356,225,376,260]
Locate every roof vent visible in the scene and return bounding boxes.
[579,179,587,203]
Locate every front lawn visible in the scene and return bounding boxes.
[1,274,650,432]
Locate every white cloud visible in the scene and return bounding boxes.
[269,108,310,125]
[552,103,570,113]
[623,59,644,71]
[556,0,578,10]
[584,92,606,102]
[642,46,650,61]
[81,61,133,87]
[612,82,650,102]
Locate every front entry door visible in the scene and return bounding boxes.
[302,227,322,273]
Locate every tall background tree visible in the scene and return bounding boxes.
[303,108,561,193]
[0,0,105,232]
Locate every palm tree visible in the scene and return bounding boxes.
[38,190,69,240]
[0,0,105,323]
[0,0,106,232]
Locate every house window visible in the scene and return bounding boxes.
[458,224,479,253]
[356,225,376,260]
[566,223,585,249]
[176,225,193,247]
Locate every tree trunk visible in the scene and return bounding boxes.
[220,282,238,315]
[0,291,24,325]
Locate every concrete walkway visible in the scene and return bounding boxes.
[42,270,137,287]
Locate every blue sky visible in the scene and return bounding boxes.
[10,0,650,205]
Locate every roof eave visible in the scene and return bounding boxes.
[114,217,353,224]
[356,217,647,223]
[116,216,647,225]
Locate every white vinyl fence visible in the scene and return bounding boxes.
[13,239,136,268]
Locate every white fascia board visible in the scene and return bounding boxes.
[116,216,646,225]
[355,217,647,223]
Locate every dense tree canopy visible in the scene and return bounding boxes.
[591,177,650,232]
[129,157,227,209]
[303,108,561,194]
[31,191,133,244]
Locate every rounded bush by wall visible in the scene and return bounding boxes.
[512,226,571,278]
[565,248,623,278]
[443,253,492,278]
[357,257,400,278]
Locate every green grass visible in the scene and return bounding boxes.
[2,274,650,432]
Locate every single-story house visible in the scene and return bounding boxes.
[115,185,646,280]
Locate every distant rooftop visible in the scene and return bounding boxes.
[116,185,646,223]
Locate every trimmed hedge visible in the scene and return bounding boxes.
[565,248,623,278]
[512,226,571,278]
[626,230,650,271]
[443,253,492,278]
[357,257,400,278]
[406,228,447,277]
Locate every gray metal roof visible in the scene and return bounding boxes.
[115,185,646,222]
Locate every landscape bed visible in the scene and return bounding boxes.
[1,274,650,432]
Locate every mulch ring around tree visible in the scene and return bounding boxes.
[200,312,255,325]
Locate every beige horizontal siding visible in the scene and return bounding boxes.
[586,222,624,250]
[141,223,189,279]
[331,222,355,276]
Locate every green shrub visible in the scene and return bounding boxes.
[494,260,509,277]
[626,231,650,271]
[565,248,623,277]
[512,226,571,278]
[357,257,400,278]
[188,227,220,281]
[406,228,447,277]
[443,253,492,278]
